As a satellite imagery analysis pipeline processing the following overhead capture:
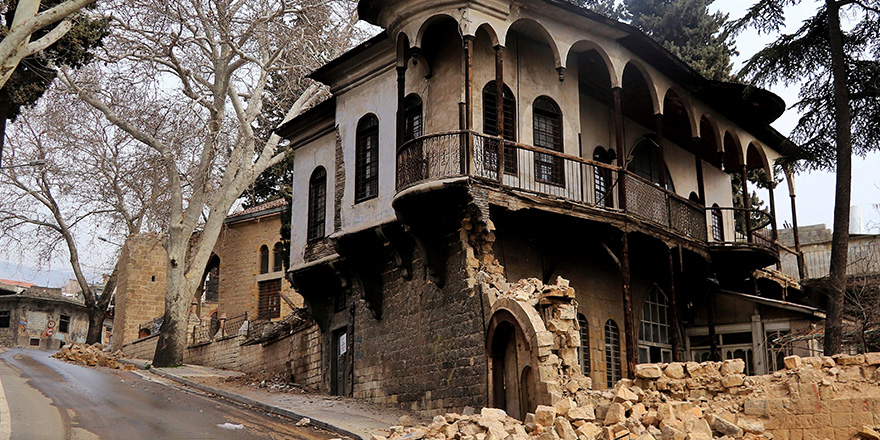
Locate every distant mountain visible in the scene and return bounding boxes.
[0,261,99,288]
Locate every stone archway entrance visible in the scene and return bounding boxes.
[487,311,532,420]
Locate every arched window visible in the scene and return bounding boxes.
[628,139,674,191]
[308,167,327,242]
[711,204,724,242]
[639,286,673,364]
[593,147,613,207]
[533,96,563,185]
[259,245,269,274]
[403,94,423,142]
[604,319,621,388]
[355,114,379,202]
[482,81,517,174]
[578,314,590,375]
[203,254,220,303]
[273,242,284,272]
[483,82,516,141]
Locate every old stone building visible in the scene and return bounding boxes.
[0,281,95,349]
[114,201,304,351]
[278,0,821,416]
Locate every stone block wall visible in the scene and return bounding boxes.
[122,322,323,391]
[114,233,166,350]
[351,228,488,415]
[214,215,302,321]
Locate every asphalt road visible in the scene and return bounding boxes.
[0,348,337,440]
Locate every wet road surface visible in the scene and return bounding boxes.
[0,349,337,440]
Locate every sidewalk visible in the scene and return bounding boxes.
[121,358,417,440]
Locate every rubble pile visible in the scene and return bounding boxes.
[52,343,136,371]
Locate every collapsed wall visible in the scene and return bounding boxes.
[382,276,880,440]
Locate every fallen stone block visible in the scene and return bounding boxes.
[705,414,743,438]
[603,403,626,426]
[536,406,558,427]
[783,356,802,370]
[636,364,663,380]
[664,364,686,380]
[555,417,578,440]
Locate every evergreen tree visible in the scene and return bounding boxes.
[735,0,880,355]
[624,0,735,80]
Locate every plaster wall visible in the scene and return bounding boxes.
[336,66,398,234]
[290,132,337,266]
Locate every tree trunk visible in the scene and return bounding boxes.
[85,307,105,345]
[152,256,193,367]
[822,0,853,356]
[0,101,8,168]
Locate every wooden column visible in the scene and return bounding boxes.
[621,232,636,379]
[654,114,668,188]
[707,289,721,361]
[396,65,406,148]
[784,167,808,279]
[693,138,706,204]
[741,165,753,242]
[495,45,505,181]
[464,36,474,131]
[613,88,626,210]
[667,247,682,361]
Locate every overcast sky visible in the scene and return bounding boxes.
[711,0,880,233]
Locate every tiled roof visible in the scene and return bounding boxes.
[0,279,36,288]
[227,198,288,220]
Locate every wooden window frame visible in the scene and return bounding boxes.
[307,167,327,242]
[258,279,282,320]
[355,115,380,203]
[403,94,423,142]
[259,245,269,274]
[482,81,517,174]
[533,96,564,186]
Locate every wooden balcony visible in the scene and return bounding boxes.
[395,130,782,262]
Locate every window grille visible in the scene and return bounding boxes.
[593,147,613,207]
[259,245,269,274]
[355,115,379,202]
[258,279,282,319]
[578,314,590,375]
[711,204,724,242]
[307,167,327,241]
[533,96,563,185]
[403,94,423,142]
[605,319,621,388]
[638,286,673,363]
[482,81,517,173]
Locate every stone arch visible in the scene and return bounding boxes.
[486,298,555,416]
[565,40,618,87]
[621,60,661,115]
[698,115,723,168]
[415,14,461,49]
[475,22,500,48]
[746,141,772,175]
[506,18,563,69]
[662,88,696,146]
[722,130,744,171]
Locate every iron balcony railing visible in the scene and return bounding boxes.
[396,130,779,249]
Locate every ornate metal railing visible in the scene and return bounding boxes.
[396,131,781,247]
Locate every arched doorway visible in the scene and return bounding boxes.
[487,313,532,420]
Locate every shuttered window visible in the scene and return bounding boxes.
[308,167,327,242]
[533,96,563,185]
[605,319,621,388]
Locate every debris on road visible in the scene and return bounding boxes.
[217,423,244,430]
[52,343,135,370]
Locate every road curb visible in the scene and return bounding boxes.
[121,360,364,440]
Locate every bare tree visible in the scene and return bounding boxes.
[65,0,363,366]
[0,0,98,88]
[0,85,168,343]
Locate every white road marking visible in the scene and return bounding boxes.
[0,371,11,440]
